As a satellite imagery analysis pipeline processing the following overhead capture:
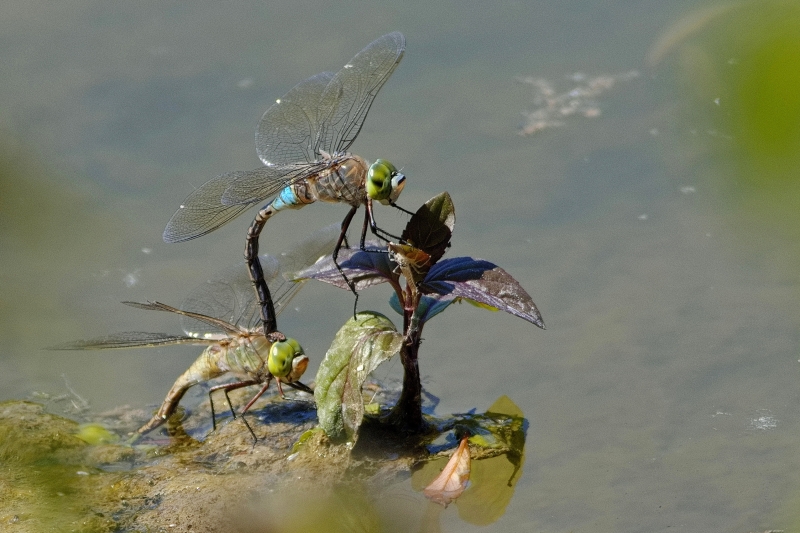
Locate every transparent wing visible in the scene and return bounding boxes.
[255,71,336,166]
[61,225,344,346]
[165,34,404,235]
[180,255,283,335]
[48,332,206,350]
[227,34,404,206]
[220,161,325,207]
[123,301,243,338]
[268,222,341,318]
[180,224,342,334]
[316,32,405,154]
[278,222,341,277]
[162,169,263,243]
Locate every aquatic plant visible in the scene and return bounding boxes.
[298,192,544,440]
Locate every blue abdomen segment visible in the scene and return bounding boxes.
[271,186,307,212]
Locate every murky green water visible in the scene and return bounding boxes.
[3,0,800,531]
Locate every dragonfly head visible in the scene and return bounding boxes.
[367,159,406,205]
[267,337,306,380]
[286,354,309,383]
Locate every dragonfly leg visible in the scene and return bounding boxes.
[285,380,314,395]
[362,199,403,244]
[245,205,279,334]
[239,377,272,416]
[390,200,415,217]
[241,416,258,447]
[333,206,361,317]
[208,379,259,432]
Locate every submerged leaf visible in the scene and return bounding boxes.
[423,258,545,328]
[314,312,403,442]
[75,423,119,445]
[423,435,471,507]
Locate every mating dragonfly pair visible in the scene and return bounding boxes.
[57,33,411,441]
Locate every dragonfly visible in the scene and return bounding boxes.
[52,225,340,441]
[163,32,411,336]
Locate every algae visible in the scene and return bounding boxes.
[0,391,525,532]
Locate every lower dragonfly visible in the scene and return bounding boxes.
[162,32,412,336]
[52,225,340,442]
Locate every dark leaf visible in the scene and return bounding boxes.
[314,312,403,442]
[401,192,454,265]
[293,243,397,290]
[423,258,545,328]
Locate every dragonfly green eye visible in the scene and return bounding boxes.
[268,338,304,378]
[367,159,405,204]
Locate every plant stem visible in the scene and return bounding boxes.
[386,296,425,432]
[386,340,424,432]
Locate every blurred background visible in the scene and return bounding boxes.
[2,0,800,530]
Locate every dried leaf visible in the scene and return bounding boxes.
[411,396,527,526]
[388,242,432,286]
[423,435,471,507]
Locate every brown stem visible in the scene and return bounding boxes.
[385,293,425,432]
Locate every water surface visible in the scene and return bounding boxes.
[2,0,799,531]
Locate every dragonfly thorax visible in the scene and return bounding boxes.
[300,154,368,207]
[213,334,272,379]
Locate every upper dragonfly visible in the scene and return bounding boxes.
[52,225,340,442]
[163,32,409,335]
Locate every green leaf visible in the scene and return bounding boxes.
[314,312,403,442]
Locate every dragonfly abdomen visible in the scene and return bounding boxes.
[244,156,370,326]
[137,344,226,433]
[137,337,268,434]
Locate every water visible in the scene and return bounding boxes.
[2,0,800,531]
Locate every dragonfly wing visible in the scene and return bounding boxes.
[123,301,243,337]
[48,332,202,350]
[180,255,283,335]
[255,71,335,166]
[316,32,405,154]
[220,162,324,206]
[278,222,341,276]
[163,169,261,243]
[179,225,342,333]
[266,223,343,323]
